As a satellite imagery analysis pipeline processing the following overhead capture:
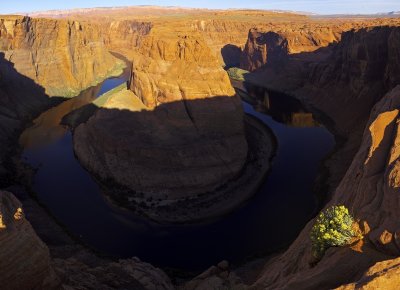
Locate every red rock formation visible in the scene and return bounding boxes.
[229,26,400,289]
[305,26,400,135]
[55,256,174,289]
[73,28,248,221]
[244,26,400,192]
[240,29,288,71]
[337,257,400,289]
[0,15,124,97]
[248,85,400,290]
[0,15,126,183]
[101,20,152,58]
[0,191,58,289]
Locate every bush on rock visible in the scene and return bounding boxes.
[310,205,358,259]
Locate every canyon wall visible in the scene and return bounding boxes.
[3,8,400,287]
[244,26,400,190]
[0,191,58,289]
[240,29,289,71]
[0,15,124,97]
[100,20,152,58]
[304,26,400,135]
[240,20,400,72]
[250,85,400,290]
[73,27,248,220]
[230,25,400,289]
[0,15,125,185]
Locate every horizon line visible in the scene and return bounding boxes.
[5,5,400,17]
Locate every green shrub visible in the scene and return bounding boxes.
[226,67,249,81]
[310,205,357,258]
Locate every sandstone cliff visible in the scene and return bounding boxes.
[224,26,400,289]
[305,26,400,136]
[337,257,400,289]
[248,85,400,290]
[244,26,400,191]
[0,15,124,97]
[0,15,126,185]
[101,20,152,58]
[240,29,288,71]
[5,9,400,287]
[0,191,57,289]
[73,27,248,219]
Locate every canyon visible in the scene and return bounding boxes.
[72,26,255,222]
[0,6,399,290]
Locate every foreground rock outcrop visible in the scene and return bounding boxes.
[217,25,400,289]
[55,256,174,289]
[248,85,400,290]
[0,191,57,289]
[73,27,250,221]
[337,257,400,289]
[7,185,175,290]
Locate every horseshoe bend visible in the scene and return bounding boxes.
[0,3,400,290]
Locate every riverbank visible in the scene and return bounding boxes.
[53,59,127,98]
[61,82,278,224]
[9,71,335,284]
[82,112,277,224]
[230,77,343,207]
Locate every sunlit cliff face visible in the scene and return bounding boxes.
[0,15,125,97]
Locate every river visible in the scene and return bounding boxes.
[19,72,335,272]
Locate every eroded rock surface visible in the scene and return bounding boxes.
[0,15,124,97]
[337,257,400,290]
[55,256,174,290]
[0,15,126,184]
[240,29,288,71]
[74,27,248,208]
[4,8,400,288]
[246,70,400,290]
[101,20,152,58]
[0,191,58,289]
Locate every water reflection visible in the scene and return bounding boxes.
[20,86,101,149]
[20,75,335,272]
[20,70,130,149]
[243,83,318,127]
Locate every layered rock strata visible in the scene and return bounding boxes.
[250,85,400,290]
[0,15,125,97]
[240,29,288,71]
[0,190,57,289]
[101,20,152,58]
[337,257,400,289]
[223,26,400,289]
[0,15,125,184]
[73,28,250,220]
[245,26,400,192]
[55,256,174,289]
[8,185,175,290]
[4,9,400,288]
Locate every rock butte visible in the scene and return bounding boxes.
[0,6,399,289]
[73,26,250,221]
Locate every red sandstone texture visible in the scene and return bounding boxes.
[73,27,248,222]
[0,7,400,289]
